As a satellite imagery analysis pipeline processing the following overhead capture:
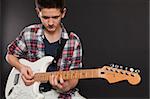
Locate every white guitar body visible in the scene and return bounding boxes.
[5,56,54,99]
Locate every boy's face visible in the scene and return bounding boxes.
[37,8,66,33]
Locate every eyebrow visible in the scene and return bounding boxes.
[39,12,61,19]
[41,15,60,19]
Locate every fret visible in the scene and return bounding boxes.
[34,68,101,82]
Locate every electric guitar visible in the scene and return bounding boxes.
[5,56,141,99]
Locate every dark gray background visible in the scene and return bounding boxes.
[1,0,149,99]
[0,0,2,98]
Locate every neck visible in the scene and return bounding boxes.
[44,26,62,43]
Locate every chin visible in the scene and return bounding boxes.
[46,28,56,33]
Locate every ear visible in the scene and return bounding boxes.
[61,8,67,18]
[35,8,41,17]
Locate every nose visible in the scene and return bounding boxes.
[48,18,54,25]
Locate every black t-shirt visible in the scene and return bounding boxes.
[43,37,59,72]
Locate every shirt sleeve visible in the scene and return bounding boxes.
[7,29,27,58]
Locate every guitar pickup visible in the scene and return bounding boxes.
[14,74,19,85]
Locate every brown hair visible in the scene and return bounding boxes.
[35,0,66,12]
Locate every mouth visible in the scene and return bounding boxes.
[46,26,55,31]
[48,25,54,28]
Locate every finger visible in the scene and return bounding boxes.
[56,83,63,89]
[22,75,34,83]
[55,75,63,89]
[49,75,54,85]
[27,67,34,78]
[21,75,34,86]
[58,75,64,88]
[23,72,33,80]
[59,75,64,84]
[54,75,58,86]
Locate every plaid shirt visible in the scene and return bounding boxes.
[7,24,82,70]
[7,24,83,98]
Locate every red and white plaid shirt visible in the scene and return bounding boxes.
[7,24,82,71]
[7,24,83,98]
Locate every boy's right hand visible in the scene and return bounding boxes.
[20,65,34,86]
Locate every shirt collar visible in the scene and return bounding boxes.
[61,23,69,40]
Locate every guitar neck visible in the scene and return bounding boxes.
[34,69,101,82]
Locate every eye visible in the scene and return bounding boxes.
[42,16,50,19]
[41,15,61,20]
[52,16,60,19]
